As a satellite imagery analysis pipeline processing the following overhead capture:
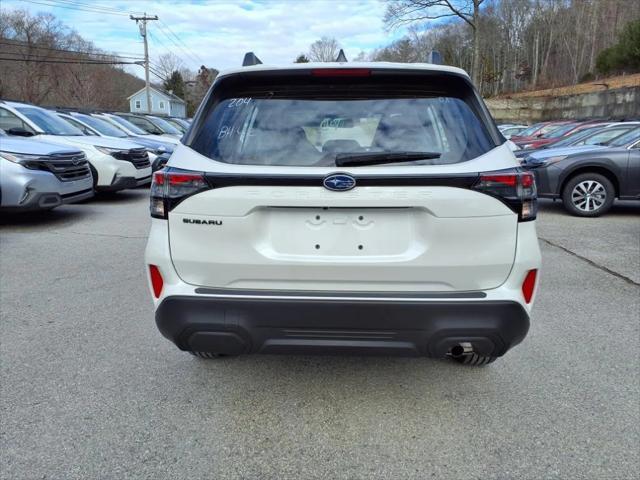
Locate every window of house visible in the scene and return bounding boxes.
[135,100,141,109]
[159,101,165,110]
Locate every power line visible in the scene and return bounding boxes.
[18,0,131,16]
[0,55,138,65]
[154,24,200,67]
[153,26,201,68]
[48,0,144,15]
[148,29,190,65]
[0,50,141,64]
[15,0,199,80]
[147,30,174,54]
[158,19,204,64]
[0,40,144,60]
[18,0,204,69]
[147,66,166,81]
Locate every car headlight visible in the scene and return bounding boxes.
[95,146,126,156]
[0,151,42,164]
[151,146,170,155]
[526,155,568,167]
[540,155,568,166]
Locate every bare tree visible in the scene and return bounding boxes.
[308,37,341,62]
[385,0,485,85]
[155,52,183,82]
[0,8,144,109]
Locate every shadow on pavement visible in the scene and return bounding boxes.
[86,189,149,204]
[0,207,92,228]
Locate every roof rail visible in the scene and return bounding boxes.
[335,49,347,62]
[427,50,443,65]
[242,52,263,67]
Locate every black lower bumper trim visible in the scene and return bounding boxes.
[136,175,152,186]
[97,176,137,192]
[0,192,61,212]
[156,295,530,358]
[61,188,94,204]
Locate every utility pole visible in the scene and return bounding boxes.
[130,13,158,114]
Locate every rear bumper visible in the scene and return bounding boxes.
[155,294,530,358]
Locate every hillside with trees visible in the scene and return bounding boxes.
[0,8,144,110]
[377,0,640,97]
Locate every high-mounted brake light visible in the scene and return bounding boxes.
[522,269,538,303]
[311,69,371,77]
[473,170,537,221]
[150,168,210,219]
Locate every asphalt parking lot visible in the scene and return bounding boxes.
[1,192,638,479]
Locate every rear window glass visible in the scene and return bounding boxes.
[606,127,639,147]
[76,114,128,138]
[545,124,577,138]
[17,107,83,136]
[516,124,542,137]
[552,127,601,147]
[577,127,634,146]
[191,93,494,166]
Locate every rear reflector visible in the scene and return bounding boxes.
[311,68,371,77]
[149,265,164,298]
[522,269,537,304]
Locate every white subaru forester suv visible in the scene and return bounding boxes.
[145,60,541,366]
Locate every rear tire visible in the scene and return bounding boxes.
[561,173,614,217]
[452,354,497,366]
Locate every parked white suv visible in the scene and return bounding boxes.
[145,61,541,365]
[0,101,152,191]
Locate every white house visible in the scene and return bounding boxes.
[127,87,187,118]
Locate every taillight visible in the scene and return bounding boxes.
[522,269,538,304]
[149,264,164,298]
[150,168,210,219]
[473,169,537,221]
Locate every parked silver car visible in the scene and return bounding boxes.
[0,130,93,212]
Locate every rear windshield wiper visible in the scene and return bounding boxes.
[334,151,441,167]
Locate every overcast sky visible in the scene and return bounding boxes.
[3,0,409,76]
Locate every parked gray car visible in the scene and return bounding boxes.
[114,113,182,139]
[523,128,640,216]
[0,130,93,212]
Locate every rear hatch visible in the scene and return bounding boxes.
[164,67,527,293]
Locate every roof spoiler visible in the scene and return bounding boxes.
[242,52,263,67]
[335,49,347,62]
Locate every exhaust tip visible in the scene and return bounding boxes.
[449,342,473,358]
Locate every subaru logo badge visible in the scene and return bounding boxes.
[323,173,356,192]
